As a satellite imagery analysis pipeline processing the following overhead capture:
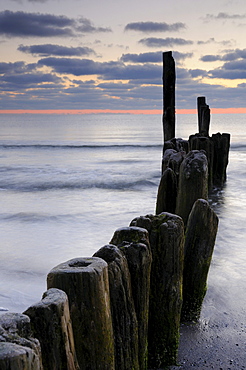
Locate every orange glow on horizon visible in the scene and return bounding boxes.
[0,108,245,114]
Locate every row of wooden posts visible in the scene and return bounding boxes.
[0,207,218,370]
[0,51,230,369]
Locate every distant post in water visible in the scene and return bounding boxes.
[197,96,210,136]
[163,51,176,141]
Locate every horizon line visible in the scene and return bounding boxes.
[0,108,245,115]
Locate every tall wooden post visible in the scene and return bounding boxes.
[197,96,210,136]
[163,51,176,141]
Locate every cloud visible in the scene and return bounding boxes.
[38,57,164,81]
[124,21,186,33]
[18,44,96,57]
[189,69,208,78]
[0,60,245,110]
[0,72,61,90]
[77,17,111,33]
[200,55,221,62]
[120,51,193,63]
[0,61,36,74]
[0,11,111,38]
[208,59,246,79]
[197,38,234,47]
[138,37,193,47]
[201,48,246,62]
[203,12,246,21]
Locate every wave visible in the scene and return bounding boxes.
[0,212,78,223]
[0,143,162,150]
[230,143,246,151]
[0,179,157,193]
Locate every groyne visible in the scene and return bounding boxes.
[0,51,230,369]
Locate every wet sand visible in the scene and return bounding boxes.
[170,224,246,366]
[171,301,246,369]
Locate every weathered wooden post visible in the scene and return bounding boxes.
[109,226,152,370]
[163,51,176,141]
[189,134,214,190]
[94,244,139,370]
[156,167,177,214]
[175,150,208,226]
[197,96,210,136]
[181,199,219,321]
[212,132,230,187]
[130,213,184,368]
[0,313,43,369]
[24,288,79,370]
[47,257,115,370]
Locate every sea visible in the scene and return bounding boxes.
[0,113,245,367]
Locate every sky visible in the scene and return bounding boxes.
[0,0,245,113]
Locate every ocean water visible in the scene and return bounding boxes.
[0,113,245,366]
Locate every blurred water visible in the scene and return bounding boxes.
[0,112,245,351]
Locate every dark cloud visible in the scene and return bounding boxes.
[0,62,245,110]
[139,37,193,47]
[201,48,246,62]
[189,69,208,78]
[18,44,96,57]
[120,51,193,63]
[121,52,162,63]
[124,21,186,33]
[0,61,36,74]
[0,72,61,90]
[38,57,163,80]
[0,11,111,38]
[208,59,246,79]
[204,12,246,21]
[0,10,75,37]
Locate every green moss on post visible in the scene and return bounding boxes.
[175,150,208,226]
[131,213,184,368]
[47,257,115,370]
[181,199,219,321]
[109,227,152,370]
[24,288,79,370]
[94,244,139,370]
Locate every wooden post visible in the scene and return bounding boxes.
[130,213,184,368]
[197,96,210,136]
[175,150,208,226]
[212,132,230,187]
[47,257,115,370]
[189,134,214,190]
[0,313,43,369]
[109,227,152,370]
[156,167,177,214]
[163,51,176,141]
[181,199,219,321]
[24,288,79,370]
[93,244,140,370]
